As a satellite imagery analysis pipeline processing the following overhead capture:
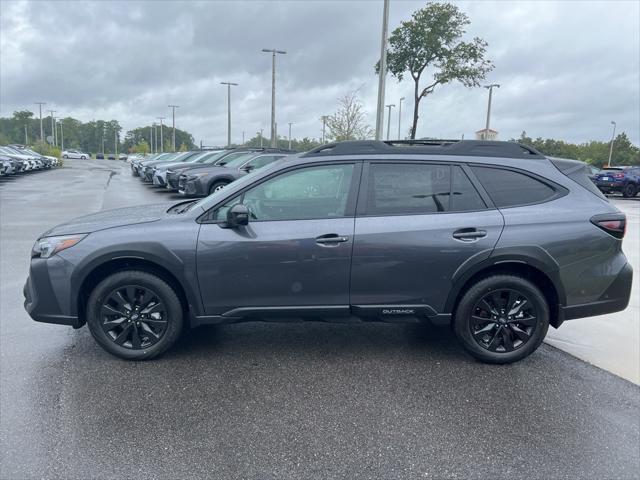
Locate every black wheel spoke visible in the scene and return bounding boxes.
[100,284,168,350]
[114,324,133,345]
[470,288,538,353]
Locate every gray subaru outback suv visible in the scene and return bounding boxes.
[24,140,633,363]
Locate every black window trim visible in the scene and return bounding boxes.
[467,163,569,209]
[355,159,492,218]
[198,160,363,224]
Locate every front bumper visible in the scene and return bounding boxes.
[153,170,167,186]
[178,176,206,196]
[166,172,180,190]
[23,257,82,328]
[560,262,633,321]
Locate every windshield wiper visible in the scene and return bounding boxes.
[172,200,198,214]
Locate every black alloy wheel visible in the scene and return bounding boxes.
[469,289,537,353]
[100,285,168,349]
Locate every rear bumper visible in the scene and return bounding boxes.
[560,262,633,321]
[596,181,624,192]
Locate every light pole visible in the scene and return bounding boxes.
[288,122,294,150]
[607,121,617,167]
[258,129,264,148]
[35,102,45,143]
[149,125,154,154]
[157,117,165,153]
[24,124,28,145]
[220,82,238,147]
[483,84,500,139]
[168,105,179,151]
[398,97,405,139]
[49,110,56,146]
[115,131,118,159]
[261,48,286,147]
[321,116,328,144]
[375,0,390,140]
[59,120,64,151]
[242,131,245,145]
[385,104,395,140]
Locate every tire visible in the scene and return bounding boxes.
[622,183,637,198]
[63,154,68,159]
[86,270,184,360]
[453,275,549,364]
[80,156,87,160]
[209,180,229,195]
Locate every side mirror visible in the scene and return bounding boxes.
[243,165,254,172]
[226,204,249,228]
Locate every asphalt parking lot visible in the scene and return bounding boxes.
[1,159,639,479]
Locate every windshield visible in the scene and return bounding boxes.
[220,152,258,168]
[196,150,229,164]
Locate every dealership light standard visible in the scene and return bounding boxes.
[49,110,57,146]
[385,104,395,140]
[321,115,328,144]
[261,48,286,147]
[258,128,264,148]
[483,84,500,139]
[607,121,617,167]
[35,102,46,143]
[220,82,238,147]
[288,122,294,150]
[168,105,179,151]
[375,0,390,140]
[58,120,64,151]
[157,117,165,153]
[398,96,405,139]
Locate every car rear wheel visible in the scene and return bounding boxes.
[622,183,637,198]
[86,270,183,360]
[63,154,68,159]
[453,275,549,364]
[209,180,229,195]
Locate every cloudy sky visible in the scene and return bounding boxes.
[1,0,638,146]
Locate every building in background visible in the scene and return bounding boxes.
[476,128,498,140]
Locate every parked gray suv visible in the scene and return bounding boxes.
[24,140,633,362]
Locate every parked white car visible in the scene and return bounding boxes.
[62,149,89,159]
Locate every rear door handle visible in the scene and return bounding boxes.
[315,234,350,246]
[452,229,487,240]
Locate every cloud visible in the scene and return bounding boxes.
[1,0,638,146]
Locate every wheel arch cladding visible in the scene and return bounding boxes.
[77,257,191,327]
[446,260,563,329]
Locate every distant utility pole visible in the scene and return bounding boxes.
[385,104,395,140]
[398,96,405,140]
[115,131,118,158]
[149,125,153,154]
[483,84,500,139]
[288,122,294,150]
[375,0,390,140]
[242,131,245,145]
[321,116,328,143]
[258,129,264,148]
[168,105,179,151]
[607,121,617,167]
[261,48,286,147]
[49,110,56,146]
[35,102,45,142]
[157,117,165,153]
[220,82,238,147]
[24,125,28,145]
[59,121,64,150]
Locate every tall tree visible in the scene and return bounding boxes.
[377,2,493,139]
[326,90,374,141]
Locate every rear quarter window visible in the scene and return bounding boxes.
[471,166,559,208]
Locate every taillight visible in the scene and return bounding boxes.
[613,173,625,179]
[591,214,626,239]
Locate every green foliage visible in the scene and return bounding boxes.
[32,141,61,158]
[513,131,640,166]
[179,143,188,152]
[326,91,374,141]
[377,2,493,138]
[242,135,322,152]
[132,140,150,155]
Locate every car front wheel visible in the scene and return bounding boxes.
[622,183,637,198]
[63,155,68,159]
[86,270,184,360]
[453,275,549,364]
[209,180,229,195]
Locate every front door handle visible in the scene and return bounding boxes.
[452,228,487,241]
[315,233,350,246]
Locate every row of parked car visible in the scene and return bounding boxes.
[591,165,640,197]
[130,147,295,196]
[0,145,61,176]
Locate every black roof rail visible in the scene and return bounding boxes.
[302,139,545,159]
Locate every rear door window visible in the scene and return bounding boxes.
[470,166,558,207]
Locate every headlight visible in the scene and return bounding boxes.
[31,234,87,259]
[187,172,208,181]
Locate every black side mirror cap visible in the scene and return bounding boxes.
[226,204,250,228]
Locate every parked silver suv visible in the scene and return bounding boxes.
[24,140,633,362]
